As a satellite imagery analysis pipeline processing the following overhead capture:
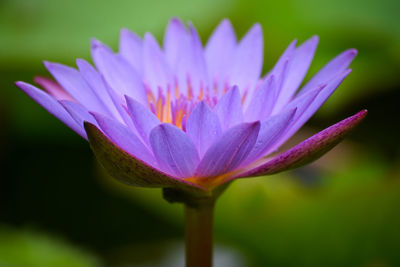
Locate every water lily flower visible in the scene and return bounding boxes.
[16,18,366,267]
[16,18,365,195]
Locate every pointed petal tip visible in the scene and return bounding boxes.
[15,81,24,87]
[120,27,131,35]
[42,60,53,68]
[309,35,319,43]
[15,81,36,92]
[355,109,368,119]
[15,81,36,94]
[343,48,358,59]
[252,22,262,31]
[143,32,152,40]
[244,23,262,37]
[188,22,198,34]
[348,48,358,55]
[90,38,105,49]
[220,18,233,26]
[88,110,101,120]
[290,39,298,47]
[169,17,185,27]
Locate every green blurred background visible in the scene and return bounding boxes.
[1,0,399,266]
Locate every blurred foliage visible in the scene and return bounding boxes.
[1,0,399,266]
[0,225,100,267]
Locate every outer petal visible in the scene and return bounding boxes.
[143,33,173,94]
[43,61,105,113]
[15,82,85,138]
[91,112,155,166]
[298,49,357,96]
[196,121,260,178]
[213,86,244,130]
[91,39,147,105]
[273,36,319,112]
[125,95,160,145]
[237,110,367,178]
[84,122,205,193]
[228,23,263,94]
[243,109,296,164]
[186,101,222,158]
[76,59,120,119]
[205,19,236,95]
[34,76,74,101]
[119,28,143,73]
[149,123,200,178]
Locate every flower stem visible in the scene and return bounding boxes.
[184,201,215,267]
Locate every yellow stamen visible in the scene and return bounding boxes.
[199,88,204,101]
[165,90,172,123]
[156,97,162,120]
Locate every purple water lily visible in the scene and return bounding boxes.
[16,18,366,193]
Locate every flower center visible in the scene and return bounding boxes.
[145,85,218,130]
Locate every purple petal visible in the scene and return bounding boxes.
[119,28,143,73]
[213,86,244,130]
[244,74,277,122]
[239,110,368,177]
[205,19,236,95]
[267,40,296,113]
[149,123,200,178]
[298,49,357,96]
[272,39,297,80]
[15,81,85,138]
[60,100,98,127]
[186,23,209,96]
[164,18,188,69]
[102,79,137,131]
[91,112,155,166]
[244,109,296,164]
[171,23,209,97]
[34,76,74,101]
[228,23,263,94]
[196,121,260,178]
[76,59,120,119]
[43,61,106,113]
[273,36,319,112]
[84,122,205,192]
[143,33,174,94]
[91,39,147,105]
[125,95,160,145]
[186,101,222,158]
